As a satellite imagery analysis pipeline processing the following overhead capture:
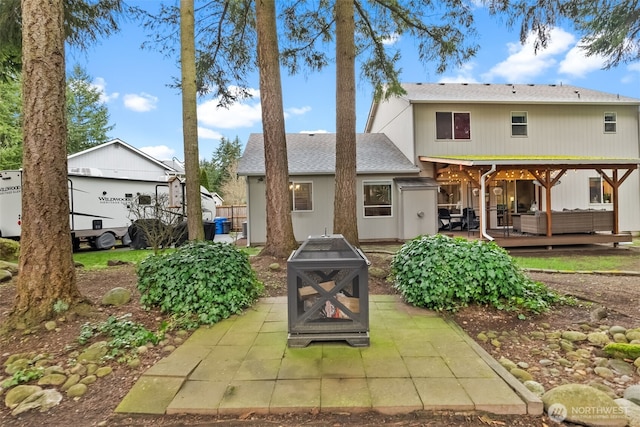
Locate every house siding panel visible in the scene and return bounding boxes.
[68,144,171,180]
[367,97,415,164]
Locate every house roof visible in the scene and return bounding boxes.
[67,138,181,173]
[237,133,419,176]
[399,83,640,105]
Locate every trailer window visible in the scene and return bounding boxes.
[138,195,152,205]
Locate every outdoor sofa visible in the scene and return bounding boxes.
[517,209,614,235]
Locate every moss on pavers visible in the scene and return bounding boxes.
[411,316,450,329]
[362,355,410,378]
[458,378,527,414]
[228,320,265,333]
[218,380,275,415]
[234,358,282,380]
[186,325,230,347]
[253,331,287,346]
[245,343,286,360]
[265,310,287,322]
[270,379,321,413]
[166,380,227,415]
[278,356,322,379]
[443,356,499,378]
[322,357,366,379]
[367,378,422,415]
[321,378,372,412]
[144,345,212,377]
[403,357,454,378]
[260,320,286,333]
[394,340,439,357]
[413,378,474,410]
[189,356,242,382]
[115,376,185,414]
[217,331,258,346]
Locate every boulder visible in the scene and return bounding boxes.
[0,238,19,261]
[10,389,62,416]
[78,341,108,363]
[66,383,88,397]
[95,366,112,378]
[542,384,627,427]
[510,367,533,382]
[524,380,545,397]
[4,385,42,409]
[627,329,640,342]
[608,359,634,376]
[609,326,627,335]
[588,332,611,347]
[0,269,12,282]
[37,373,67,386]
[101,287,131,306]
[625,385,640,405]
[498,357,517,371]
[562,331,588,342]
[614,398,640,427]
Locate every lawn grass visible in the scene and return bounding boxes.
[74,245,261,270]
[511,255,638,272]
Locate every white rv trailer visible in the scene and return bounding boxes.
[0,170,216,249]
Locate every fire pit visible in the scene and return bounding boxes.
[287,234,369,347]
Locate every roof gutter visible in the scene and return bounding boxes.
[480,164,496,241]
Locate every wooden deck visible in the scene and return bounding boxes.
[449,229,632,249]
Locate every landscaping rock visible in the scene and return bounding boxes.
[37,373,67,386]
[609,326,627,335]
[268,263,280,271]
[613,333,628,343]
[0,269,12,282]
[542,384,627,427]
[588,381,618,399]
[95,366,112,378]
[588,332,611,347]
[590,306,608,322]
[608,359,634,377]
[499,357,517,371]
[78,341,108,363]
[625,385,640,405]
[627,329,640,342]
[594,367,615,379]
[604,343,640,360]
[368,266,386,278]
[4,385,42,409]
[0,260,18,274]
[101,287,131,306]
[10,389,62,416]
[61,373,81,391]
[66,383,88,398]
[614,398,640,427]
[562,331,587,342]
[524,380,545,397]
[80,375,97,385]
[510,368,533,382]
[476,332,488,343]
[5,358,30,375]
[44,321,57,331]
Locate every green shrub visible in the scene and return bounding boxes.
[136,241,264,325]
[390,234,561,313]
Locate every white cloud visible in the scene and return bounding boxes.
[92,77,119,103]
[628,62,640,72]
[286,106,311,116]
[123,93,158,112]
[558,45,606,78]
[482,27,576,82]
[381,33,400,46]
[139,145,175,160]
[299,129,329,134]
[198,127,223,140]
[198,97,262,129]
[438,63,479,83]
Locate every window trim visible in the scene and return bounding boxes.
[604,112,617,134]
[511,111,528,137]
[363,180,393,218]
[589,176,613,205]
[289,180,313,212]
[435,111,471,140]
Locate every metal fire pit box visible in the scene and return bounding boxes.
[287,234,369,347]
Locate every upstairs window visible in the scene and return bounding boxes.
[364,181,392,217]
[289,181,313,211]
[511,111,528,136]
[604,112,617,133]
[436,112,471,140]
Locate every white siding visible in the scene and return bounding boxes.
[68,144,172,180]
[367,97,415,164]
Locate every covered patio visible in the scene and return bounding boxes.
[421,156,640,249]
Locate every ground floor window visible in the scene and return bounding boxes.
[289,181,313,211]
[364,181,392,217]
[438,183,461,212]
[589,177,613,204]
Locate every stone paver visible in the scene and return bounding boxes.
[116,295,540,416]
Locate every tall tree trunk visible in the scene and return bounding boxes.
[180,0,203,240]
[333,0,359,246]
[255,0,297,258]
[12,0,81,327]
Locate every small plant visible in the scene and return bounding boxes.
[136,241,264,325]
[78,314,162,360]
[390,234,563,314]
[53,299,69,314]
[1,366,45,388]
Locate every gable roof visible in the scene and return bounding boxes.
[398,82,640,105]
[67,138,180,173]
[237,133,419,176]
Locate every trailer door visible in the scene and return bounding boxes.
[0,171,23,238]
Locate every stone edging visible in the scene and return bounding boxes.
[445,319,544,415]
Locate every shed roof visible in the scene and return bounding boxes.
[238,133,419,176]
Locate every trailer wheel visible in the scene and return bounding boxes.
[121,232,132,246]
[95,232,116,250]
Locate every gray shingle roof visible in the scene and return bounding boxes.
[400,83,640,105]
[237,133,419,176]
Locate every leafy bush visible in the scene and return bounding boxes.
[78,313,162,360]
[390,234,561,314]
[136,241,264,325]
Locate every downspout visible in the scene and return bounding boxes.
[480,164,497,241]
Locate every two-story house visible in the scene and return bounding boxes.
[238,83,640,246]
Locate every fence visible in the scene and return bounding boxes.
[215,205,247,232]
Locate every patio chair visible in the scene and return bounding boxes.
[438,208,462,231]
[462,208,480,230]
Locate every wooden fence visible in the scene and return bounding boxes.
[215,205,247,232]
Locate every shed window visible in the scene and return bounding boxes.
[289,181,313,211]
[511,111,528,136]
[604,112,617,133]
[436,112,471,140]
[364,181,392,217]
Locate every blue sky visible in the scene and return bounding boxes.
[67,2,640,162]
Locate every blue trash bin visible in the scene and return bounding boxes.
[214,217,227,234]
